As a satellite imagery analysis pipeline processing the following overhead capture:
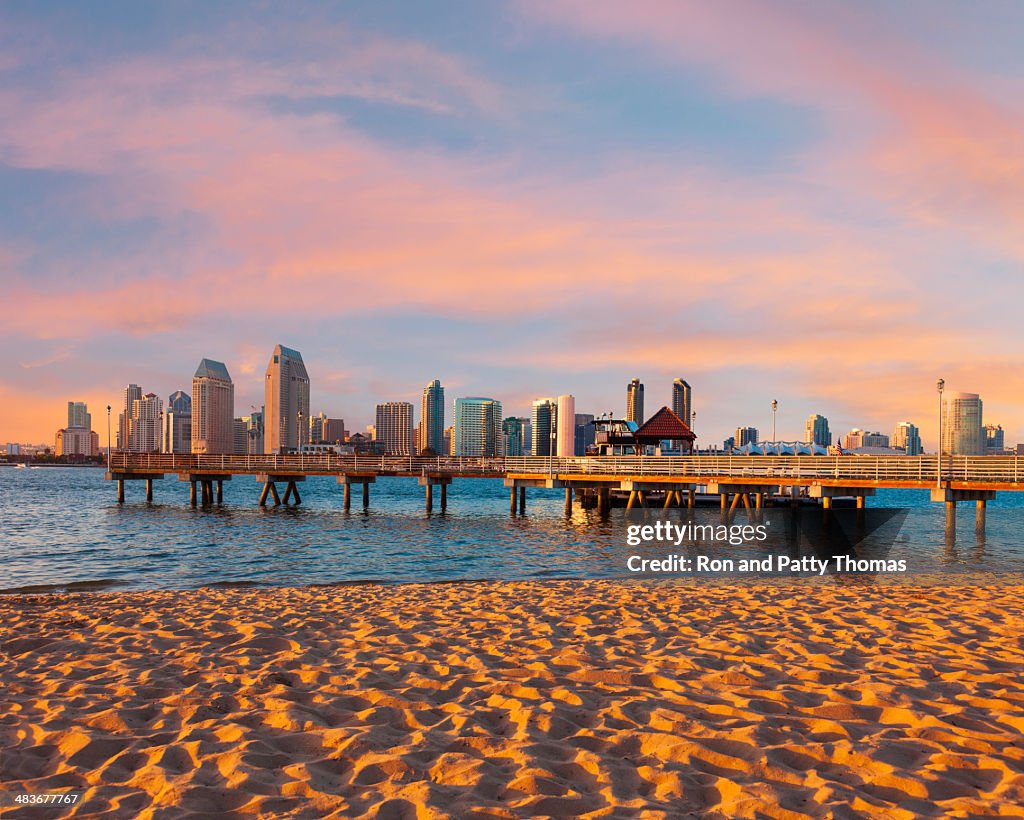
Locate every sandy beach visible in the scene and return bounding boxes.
[1,581,1022,818]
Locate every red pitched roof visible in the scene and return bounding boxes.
[633,406,696,442]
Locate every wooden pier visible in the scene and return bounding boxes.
[106,453,1021,533]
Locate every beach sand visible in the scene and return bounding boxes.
[1,581,1022,818]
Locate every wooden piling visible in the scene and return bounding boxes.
[117,479,125,504]
[190,480,197,506]
[344,483,351,511]
[518,486,526,515]
[258,482,270,507]
[441,483,447,511]
[269,482,281,506]
[145,479,153,502]
[510,487,517,515]
[426,483,433,513]
[282,483,293,505]
[822,496,832,510]
[565,487,573,515]
[362,482,369,508]
[217,481,223,504]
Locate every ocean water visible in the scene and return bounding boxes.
[1,466,1022,592]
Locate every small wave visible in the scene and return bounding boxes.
[0,578,130,595]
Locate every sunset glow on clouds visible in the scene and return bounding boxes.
[1,1,1022,446]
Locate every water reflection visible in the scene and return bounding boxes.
[0,468,1022,592]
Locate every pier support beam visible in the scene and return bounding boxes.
[217,481,223,504]
[256,474,299,508]
[258,482,270,507]
[418,476,451,514]
[344,483,351,511]
[809,485,876,503]
[597,487,610,516]
[519,486,526,515]
[441,483,447,511]
[931,488,996,538]
[821,496,832,510]
[106,472,164,504]
[565,487,573,515]
[510,486,517,515]
[338,474,375,510]
[190,480,197,506]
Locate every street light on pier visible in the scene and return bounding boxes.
[937,379,945,488]
[106,405,111,471]
[771,399,778,442]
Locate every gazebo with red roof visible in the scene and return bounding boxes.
[632,406,697,453]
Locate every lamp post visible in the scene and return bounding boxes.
[691,410,696,455]
[158,409,164,455]
[297,410,303,457]
[771,399,778,443]
[106,405,112,471]
[936,378,945,488]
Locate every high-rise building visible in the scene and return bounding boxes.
[264,344,310,454]
[556,394,575,457]
[67,401,91,431]
[118,384,142,450]
[453,397,503,457]
[163,390,192,454]
[375,402,414,455]
[843,429,889,449]
[984,424,1005,455]
[626,378,644,425]
[502,417,526,456]
[735,426,758,446]
[443,425,453,456]
[804,414,831,447]
[942,392,983,455]
[55,427,99,457]
[574,413,596,456]
[168,390,191,415]
[232,417,248,455]
[531,398,557,456]
[670,380,691,427]
[419,379,445,455]
[308,412,344,446]
[126,393,162,452]
[191,359,235,454]
[892,421,922,455]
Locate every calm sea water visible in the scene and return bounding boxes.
[2,466,1022,592]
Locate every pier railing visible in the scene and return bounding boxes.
[108,453,1024,486]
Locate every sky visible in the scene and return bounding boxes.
[2,1,1023,448]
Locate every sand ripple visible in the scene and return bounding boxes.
[1,581,1022,817]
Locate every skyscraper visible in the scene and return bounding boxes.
[419,379,445,455]
[892,421,922,455]
[984,424,1005,455]
[164,390,192,454]
[626,378,644,425]
[129,393,162,452]
[531,398,557,457]
[735,426,758,446]
[375,402,414,455]
[804,414,831,446]
[574,413,596,456]
[556,394,575,457]
[502,417,526,456]
[264,344,310,453]
[118,384,142,450]
[67,401,91,431]
[191,359,235,454]
[670,379,691,427]
[453,397,503,457]
[942,392,983,455]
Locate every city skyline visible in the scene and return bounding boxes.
[3,4,1024,446]
[6,361,1011,456]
